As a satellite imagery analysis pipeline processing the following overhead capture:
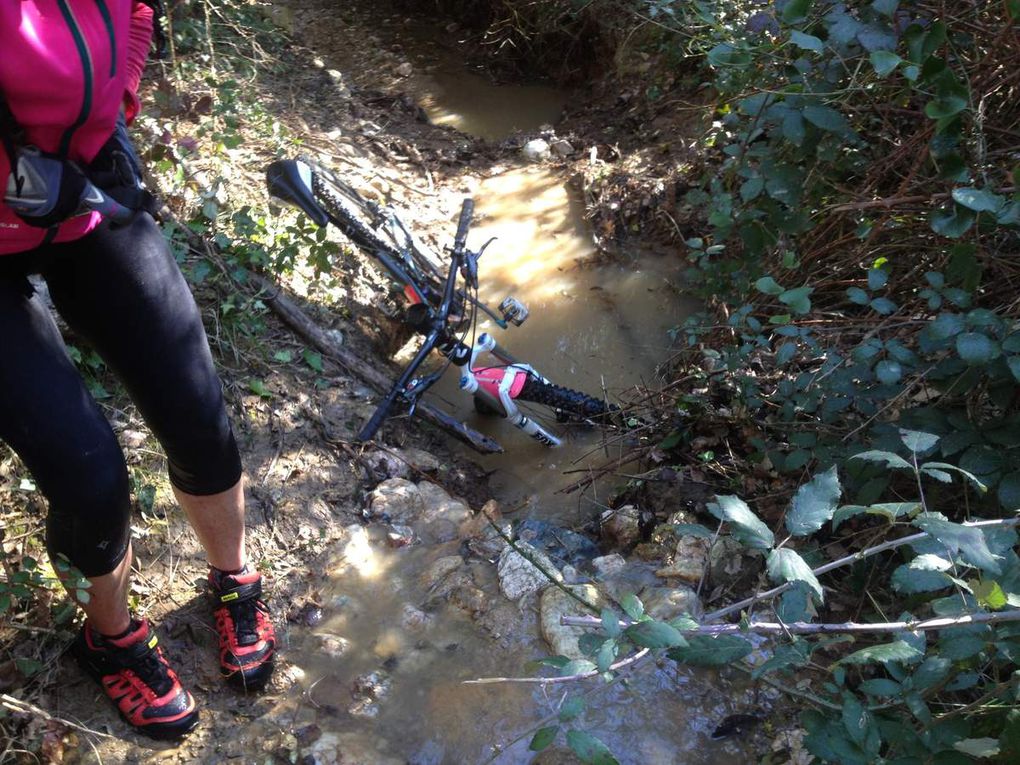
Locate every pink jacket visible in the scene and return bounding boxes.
[0,0,153,255]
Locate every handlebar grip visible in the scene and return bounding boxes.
[453,198,473,252]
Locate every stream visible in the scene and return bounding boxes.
[276,3,763,763]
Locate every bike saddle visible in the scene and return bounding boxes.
[265,158,328,226]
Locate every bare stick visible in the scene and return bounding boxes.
[464,648,650,686]
[0,694,115,740]
[705,516,1020,622]
[560,609,1020,635]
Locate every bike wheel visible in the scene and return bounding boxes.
[310,162,444,289]
[516,376,617,423]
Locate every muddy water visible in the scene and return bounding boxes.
[431,167,691,522]
[281,4,760,764]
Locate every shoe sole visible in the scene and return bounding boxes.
[71,643,201,741]
[223,657,275,692]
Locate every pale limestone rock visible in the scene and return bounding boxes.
[655,535,711,583]
[368,478,424,522]
[539,584,605,659]
[498,542,562,601]
[600,505,642,548]
[523,138,551,162]
[591,553,627,579]
[639,585,702,621]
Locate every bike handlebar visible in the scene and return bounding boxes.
[357,199,475,441]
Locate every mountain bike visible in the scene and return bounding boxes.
[265,157,615,448]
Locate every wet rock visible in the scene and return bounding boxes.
[368,478,424,523]
[400,603,432,632]
[539,584,605,659]
[561,564,584,584]
[417,481,472,527]
[364,447,439,480]
[279,664,306,686]
[421,555,463,591]
[449,583,488,616]
[633,540,670,561]
[311,633,350,659]
[498,542,563,601]
[655,534,711,584]
[288,600,325,627]
[550,138,575,158]
[709,536,752,584]
[387,524,416,548]
[591,553,627,579]
[349,671,391,718]
[295,724,322,747]
[639,585,703,621]
[518,519,600,569]
[523,138,551,162]
[600,505,642,548]
[396,62,413,77]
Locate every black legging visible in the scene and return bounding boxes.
[0,214,242,577]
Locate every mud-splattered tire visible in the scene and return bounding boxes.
[516,377,616,422]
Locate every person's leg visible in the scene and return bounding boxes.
[0,275,132,622]
[0,274,198,737]
[43,214,247,559]
[172,481,245,572]
[44,214,275,690]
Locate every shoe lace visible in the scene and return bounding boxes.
[226,598,263,647]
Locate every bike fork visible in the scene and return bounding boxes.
[459,333,562,447]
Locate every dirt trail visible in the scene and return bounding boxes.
[0,2,778,763]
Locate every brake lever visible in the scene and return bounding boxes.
[402,371,444,416]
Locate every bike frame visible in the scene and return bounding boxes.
[266,158,564,446]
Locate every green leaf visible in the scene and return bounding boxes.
[997,472,1020,509]
[787,465,841,536]
[849,450,912,470]
[847,287,870,305]
[601,608,622,639]
[900,430,939,454]
[302,349,324,372]
[790,31,824,52]
[755,276,785,296]
[867,268,889,290]
[875,360,902,385]
[872,0,899,16]
[870,50,902,77]
[956,332,1001,364]
[869,297,897,315]
[597,639,618,672]
[802,105,850,134]
[891,564,952,593]
[782,0,814,23]
[619,594,644,621]
[559,696,585,722]
[560,659,597,676]
[530,726,559,751]
[918,462,987,492]
[842,695,870,746]
[952,187,1006,214]
[953,738,1000,758]
[668,635,753,666]
[931,205,975,238]
[913,513,1002,574]
[625,620,688,649]
[972,579,1007,610]
[707,43,751,68]
[858,678,901,697]
[767,548,823,600]
[779,286,813,314]
[248,378,273,398]
[839,640,923,666]
[930,312,966,340]
[272,349,294,363]
[566,730,619,765]
[707,495,775,551]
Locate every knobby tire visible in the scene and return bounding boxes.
[516,377,615,422]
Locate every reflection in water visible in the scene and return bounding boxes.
[432,166,696,522]
[418,71,565,142]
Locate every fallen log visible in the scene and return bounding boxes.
[252,276,504,455]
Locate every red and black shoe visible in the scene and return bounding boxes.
[71,619,199,740]
[209,566,276,691]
